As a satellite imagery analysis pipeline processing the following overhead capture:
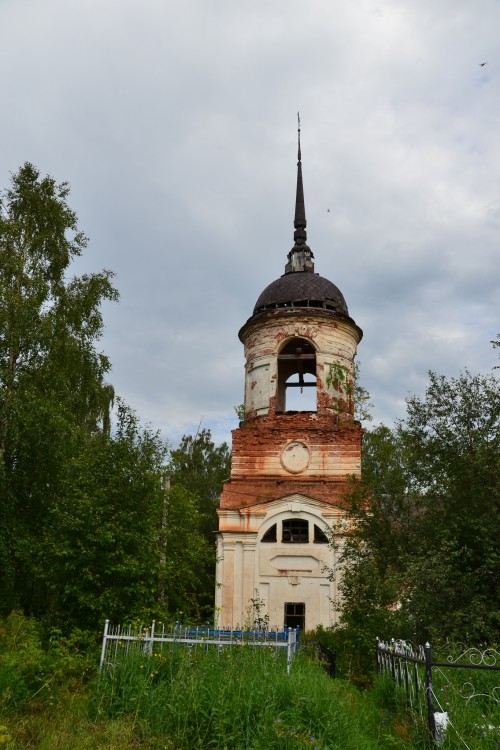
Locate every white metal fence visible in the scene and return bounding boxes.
[100,620,300,674]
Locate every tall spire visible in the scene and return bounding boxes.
[286,112,315,274]
[294,112,307,244]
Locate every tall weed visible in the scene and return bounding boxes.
[0,612,50,711]
[0,612,96,714]
[94,644,415,749]
[372,663,500,749]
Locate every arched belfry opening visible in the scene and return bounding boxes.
[277,337,317,412]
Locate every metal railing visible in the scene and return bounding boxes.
[317,641,336,678]
[376,638,500,747]
[100,620,300,674]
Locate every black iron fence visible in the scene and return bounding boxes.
[317,641,336,678]
[376,638,500,746]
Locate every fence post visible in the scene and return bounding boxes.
[287,628,295,674]
[390,638,396,681]
[99,619,109,672]
[424,642,437,744]
[403,658,410,707]
[149,620,155,656]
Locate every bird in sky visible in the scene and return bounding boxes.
[479,62,488,66]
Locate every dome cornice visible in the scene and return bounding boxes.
[239,304,363,344]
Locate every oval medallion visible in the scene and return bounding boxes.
[280,441,310,474]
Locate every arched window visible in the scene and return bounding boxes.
[282,518,309,543]
[277,338,317,413]
[261,524,277,542]
[313,524,328,544]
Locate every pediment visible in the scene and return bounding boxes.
[249,494,337,518]
[251,494,316,511]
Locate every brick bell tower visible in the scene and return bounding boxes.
[215,123,363,631]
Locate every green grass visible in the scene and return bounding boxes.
[2,613,497,749]
[94,645,406,749]
[1,639,419,749]
[372,659,500,749]
[426,663,500,748]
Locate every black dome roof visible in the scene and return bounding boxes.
[253,271,348,316]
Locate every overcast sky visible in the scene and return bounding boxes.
[1,0,499,446]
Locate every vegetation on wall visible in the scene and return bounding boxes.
[326,360,373,422]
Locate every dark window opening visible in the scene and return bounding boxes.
[282,519,308,543]
[314,524,329,544]
[277,337,317,413]
[262,524,277,543]
[259,300,340,313]
[284,602,305,630]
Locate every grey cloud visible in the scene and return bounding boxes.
[1,0,499,445]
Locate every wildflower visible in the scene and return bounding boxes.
[0,726,12,746]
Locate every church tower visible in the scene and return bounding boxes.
[215,125,363,631]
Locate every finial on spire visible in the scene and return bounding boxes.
[285,113,315,274]
[297,111,302,162]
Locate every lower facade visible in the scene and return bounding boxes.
[215,494,345,631]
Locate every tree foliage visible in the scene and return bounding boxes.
[166,427,231,617]
[400,369,500,639]
[0,164,120,618]
[331,367,500,679]
[37,402,170,628]
[158,485,213,618]
[168,427,230,535]
[0,163,118,445]
[0,164,223,629]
